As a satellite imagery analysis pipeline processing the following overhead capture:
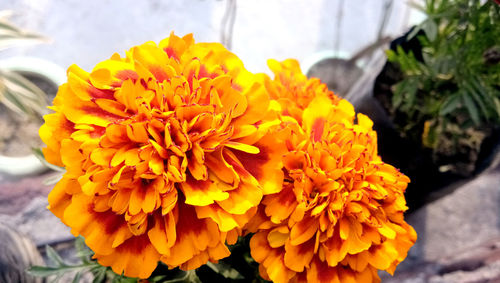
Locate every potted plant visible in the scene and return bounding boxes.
[0,11,66,176]
[373,0,500,209]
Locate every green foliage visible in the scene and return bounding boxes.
[27,237,129,283]
[27,236,248,283]
[27,240,102,283]
[386,0,500,168]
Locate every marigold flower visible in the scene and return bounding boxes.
[264,58,340,123]
[246,60,417,283]
[39,33,285,278]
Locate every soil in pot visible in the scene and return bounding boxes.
[0,71,58,157]
[372,30,500,211]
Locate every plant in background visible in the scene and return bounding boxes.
[386,0,500,175]
[0,10,48,118]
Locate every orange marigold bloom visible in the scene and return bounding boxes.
[247,60,417,283]
[39,33,285,278]
[264,59,340,123]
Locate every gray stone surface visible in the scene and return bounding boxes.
[0,196,72,246]
[409,173,500,263]
[383,151,500,282]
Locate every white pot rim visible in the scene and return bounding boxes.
[0,56,67,86]
[0,56,66,176]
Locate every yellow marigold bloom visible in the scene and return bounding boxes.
[39,33,285,278]
[264,59,340,122]
[247,60,417,283]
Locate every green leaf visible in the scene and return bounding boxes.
[75,236,94,264]
[72,271,82,283]
[385,49,397,62]
[0,16,47,51]
[112,275,138,283]
[27,265,88,277]
[27,266,66,277]
[0,70,48,117]
[462,91,480,125]
[494,97,500,119]
[439,93,461,115]
[422,19,438,41]
[42,173,64,186]
[464,81,489,120]
[0,20,21,33]
[46,245,66,266]
[407,25,423,40]
[149,275,168,283]
[206,261,244,280]
[160,270,201,283]
[91,266,107,283]
[32,148,66,172]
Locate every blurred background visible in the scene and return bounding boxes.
[0,0,423,74]
[1,1,500,282]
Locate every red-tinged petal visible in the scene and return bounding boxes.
[230,133,285,195]
[344,252,369,272]
[161,190,178,215]
[226,229,239,245]
[263,249,296,283]
[39,112,75,166]
[142,181,160,213]
[216,178,262,215]
[90,59,137,89]
[231,124,257,140]
[341,218,372,255]
[366,243,398,271]
[211,75,248,117]
[187,154,207,181]
[307,259,340,283]
[251,231,296,283]
[60,88,124,127]
[109,189,132,214]
[263,186,297,224]
[225,141,260,154]
[132,43,171,82]
[47,176,77,218]
[337,266,358,283]
[60,139,85,176]
[289,216,319,246]
[90,147,115,167]
[161,205,222,268]
[63,194,132,255]
[324,233,349,267]
[250,231,272,262]
[267,226,289,248]
[284,239,315,272]
[195,203,256,233]
[205,149,238,185]
[180,176,229,206]
[159,32,190,61]
[95,234,160,278]
[302,95,333,142]
[207,242,231,262]
[147,212,177,255]
[113,79,140,113]
[233,82,270,126]
[94,99,129,117]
